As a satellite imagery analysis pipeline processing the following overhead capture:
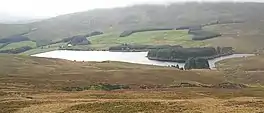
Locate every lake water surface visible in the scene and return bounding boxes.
[33,50,255,68]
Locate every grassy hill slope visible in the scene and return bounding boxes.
[0,41,36,51]
[1,55,264,112]
[89,30,207,46]
[23,30,208,54]
[0,2,264,53]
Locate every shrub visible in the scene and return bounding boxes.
[214,82,248,89]
[62,84,130,91]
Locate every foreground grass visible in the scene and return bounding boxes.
[1,55,264,113]
[0,55,226,89]
[215,55,264,86]
[217,55,264,71]
[3,89,264,113]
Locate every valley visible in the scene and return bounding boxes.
[1,2,264,113]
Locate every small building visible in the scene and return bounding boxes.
[67,44,73,47]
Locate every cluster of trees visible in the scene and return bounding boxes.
[216,46,234,54]
[84,31,103,37]
[0,43,9,49]
[0,35,30,43]
[67,36,91,46]
[0,35,35,54]
[109,44,182,51]
[44,31,103,47]
[57,35,91,46]
[120,28,174,37]
[176,25,202,30]
[147,47,218,62]
[148,46,234,69]
[184,57,210,70]
[0,46,32,54]
[188,30,222,40]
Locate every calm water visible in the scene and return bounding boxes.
[32,50,255,68]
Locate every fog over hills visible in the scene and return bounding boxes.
[0,13,43,24]
[0,0,264,20]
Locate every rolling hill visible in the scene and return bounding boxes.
[1,54,264,112]
[0,2,264,53]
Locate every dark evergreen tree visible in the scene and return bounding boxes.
[184,57,210,70]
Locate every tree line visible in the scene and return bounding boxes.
[147,47,234,62]
[109,44,182,51]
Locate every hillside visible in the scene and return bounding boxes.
[59,30,208,51]
[0,2,264,53]
[1,55,264,112]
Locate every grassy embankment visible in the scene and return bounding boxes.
[1,54,264,112]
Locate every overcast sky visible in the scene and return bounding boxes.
[0,0,263,18]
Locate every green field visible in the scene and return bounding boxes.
[4,29,258,55]
[1,55,264,113]
[21,42,67,55]
[89,30,209,47]
[23,30,210,54]
[63,30,209,51]
[0,41,37,50]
